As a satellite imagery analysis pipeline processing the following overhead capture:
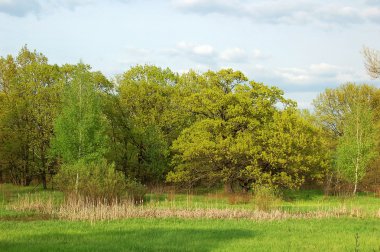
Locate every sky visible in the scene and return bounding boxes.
[0,0,380,109]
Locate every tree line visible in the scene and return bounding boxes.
[0,46,379,197]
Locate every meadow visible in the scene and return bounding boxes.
[1,184,380,251]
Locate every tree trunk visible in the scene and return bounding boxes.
[41,171,47,190]
[353,162,358,195]
[25,175,32,186]
[353,106,360,196]
[224,181,234,193]
[75,172,79,195]
[41,154,47,189]
[242,186,249,193]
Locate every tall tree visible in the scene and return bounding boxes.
[313,83,380,193]
[313,83,380,138]
[51,64,108,164]
[109,65,189,184]
[336,104,377,194]
[167,70,327,192]
[0,46,61,187]
[51,64,110,193]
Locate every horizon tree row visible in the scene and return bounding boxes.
[0,46,378,195]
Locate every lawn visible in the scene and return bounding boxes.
[0,218,380,251]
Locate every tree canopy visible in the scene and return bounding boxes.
[0,46,379,195]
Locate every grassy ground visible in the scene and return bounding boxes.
[2,183,379,214]
[1,184,380,251]
[144,189,380,215]
[0,218,379,251]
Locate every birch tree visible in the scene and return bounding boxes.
[335,104,377,194]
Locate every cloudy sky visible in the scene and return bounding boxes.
[1,0,380,108]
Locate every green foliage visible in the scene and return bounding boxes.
[55,160,126,202]
[0,46,62,187]
[51,64,109,164]
[109,65,188,184]
[168,71,327,191]
[3,46,380,198]
[125,179,147,204]
[313,83,380,137]
[250,109,329,189]
[314,83,380,194]
[252,185,280,211]
[336,104,378,194]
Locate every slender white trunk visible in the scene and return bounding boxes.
[354,106,360,195]
[75,77,83,194]
[75,172,79,194]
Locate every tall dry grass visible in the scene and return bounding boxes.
[8,193,55,215]
[7,193,379,222]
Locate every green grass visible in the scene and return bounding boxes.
[0,183,63,220]
[1,183,380,216]
[1,184,380,251]
[0,218,379,251]
[143,189,380,214]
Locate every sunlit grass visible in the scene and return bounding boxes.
[1,184,380,218]
[1,184,380,251]
[0,218,380,251]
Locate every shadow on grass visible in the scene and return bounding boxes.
[0,225,255,252]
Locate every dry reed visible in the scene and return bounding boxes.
[7,194,379,222]
[8,193,55,215]
[56,202,372,222]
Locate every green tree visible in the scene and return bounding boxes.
[336,104,377,194]
[109,65,188,184]
[51,64,108,164]
[313,83,380,138]
[313,83,380,193]
[167,70,327,192]
[51,64,112,195]
[0,46,62,187]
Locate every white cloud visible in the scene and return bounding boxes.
[192,44,214,56]
[172,0,380,26]
[219,48,270,63]
[219,47,246,62]
[273,63,366,86]
[177,41,215,56]
[170,42,270,67]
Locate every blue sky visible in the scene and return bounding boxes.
[1,0,380,108]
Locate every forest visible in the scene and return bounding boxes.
[1,46,379,199]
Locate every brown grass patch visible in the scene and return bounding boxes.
[8,194,55,215]
[7,193,380,222]
[55,203,370,222]
[227,193,251,205]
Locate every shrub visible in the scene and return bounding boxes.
[252,185,280,211]
[125,179,147,204]
[55,159,126,204]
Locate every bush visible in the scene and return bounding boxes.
[55,159,126,203]
[125,179,147,204]
[252,185,281,211]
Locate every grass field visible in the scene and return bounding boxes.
[1,184,380,251]
[1,218,380,251]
